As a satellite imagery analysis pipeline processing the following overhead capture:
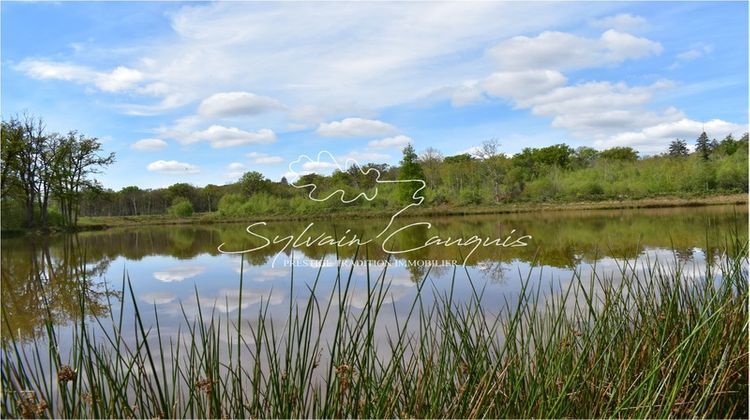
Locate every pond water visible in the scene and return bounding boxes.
[2,204,746,343]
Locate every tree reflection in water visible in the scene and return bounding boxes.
[1,234,116,341]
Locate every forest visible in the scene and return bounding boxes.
[1,114,747,230]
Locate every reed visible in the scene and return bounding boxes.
[1,240,747,418]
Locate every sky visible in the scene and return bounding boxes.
[2,1,748,190]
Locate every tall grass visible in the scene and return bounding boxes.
[1,241,748,418]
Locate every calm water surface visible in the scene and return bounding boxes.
[2,205,747,343]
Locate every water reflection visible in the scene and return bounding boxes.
[1,235,116,339]
[1,205,746,340]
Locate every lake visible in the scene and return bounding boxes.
[2,204,746,342]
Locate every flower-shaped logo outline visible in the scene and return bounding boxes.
[287,151,426,237]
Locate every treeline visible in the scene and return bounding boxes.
[83,132,748,221]
[1,115,114,229]
[2,112,747,228]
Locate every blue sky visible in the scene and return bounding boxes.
[2,1,747,189]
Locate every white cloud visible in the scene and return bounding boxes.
[17,60,145,93]
[248,268,290,281]
[488,30,662,71]
[544,83,679,138]
[316,117,398,137]
[96,66,145,92]
[468,67,678,139]
[591,14,649,32]
[368,135,412,149]
[13,2,620,127]
[257,156,284,164]
[211,288,285,313]
[458,146,483,156]
[246,152,284,164]
[131,138,168,151]
[480,70,567,101]
[153,265,206,282]
[187,125,277,148]
[454,26,682,141]
[16,60,92,81]
[302,161,339,171]
[18,2,593,114]
[256,156,283,164]
[339,151,392,164]
[226,162,247,179]
[670,43,714,69]
[451,82,485,106]
[140,292,177,305]
[198,91,283,117]
[600,118,748,152]
[147,160,200,174]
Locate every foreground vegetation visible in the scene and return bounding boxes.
[2,239,747,418]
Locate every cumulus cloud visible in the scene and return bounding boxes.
[131,138,168,151]
[17,60,92,81]
[670,43,714,69]
[339,151,391,163]
[17,60,145,93]
[591,13,649,32]
[514,80,676,137]
[96,66,145,92]
[368,135,412,148]
[153,265,206,282]
[488,30,662,71]
[226,162,247,179]
[316,117,398,137]
[187,125,277,148]
[147,160,200,174]
[198,91,283,117]
[302,161,339,171]
[247,267,290,281]
[676,45,713,61]
[15,2,611,119]
[480,70,568,101]
[599,118,748,152]
[460,66,677,140]
[448,26,699,143]
[140,292,177,305]
[247,152,284,164]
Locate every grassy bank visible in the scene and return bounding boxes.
[71,193,749,230]
[1,238,747,418]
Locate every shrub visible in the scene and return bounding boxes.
[459,188,483,206]
[217,193,245,217]
[169,198,194,217]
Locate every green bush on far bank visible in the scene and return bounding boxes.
[168,198,194,217]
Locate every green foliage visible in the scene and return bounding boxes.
[2,242,747,418]
[217,193,247,217]
[6,114,745,228]
[599,146,638,161]
[240,171,268,196]
[218,192,290,216]
[459,188,483,205]
[572,146,599,169]
[397,145,425,203]
[168,198,194,217]
[668,139,689,157]
[696,131,711,161]
[1,114,114,229]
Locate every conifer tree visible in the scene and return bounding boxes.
[695,131,711,161]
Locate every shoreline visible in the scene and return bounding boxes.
[5,193,747,234]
